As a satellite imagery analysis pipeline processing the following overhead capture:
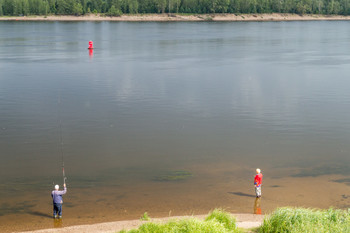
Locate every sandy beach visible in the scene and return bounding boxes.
[1,13,350,22]
[16,213,264,233]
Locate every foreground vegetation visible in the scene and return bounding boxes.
[120,209,240,233]
[260,207,350,233]
[1,0,350,17]
[119,207,350,233]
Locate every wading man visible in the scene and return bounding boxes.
[51,183,67,218]
[254,168,263,197]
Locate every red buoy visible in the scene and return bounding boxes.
[88,41,94,49]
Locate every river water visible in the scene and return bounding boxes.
[1,21,350,232]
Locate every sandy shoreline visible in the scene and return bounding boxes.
[1,13,350,22]
[16,213,264,233]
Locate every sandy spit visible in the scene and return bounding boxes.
[16,213,264,233]
[1,13,350,22]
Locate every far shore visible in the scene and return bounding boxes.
[2,13,350,22]
[17,213,264,233]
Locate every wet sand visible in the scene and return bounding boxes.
[1,13,350,22]
[16,214,264,233]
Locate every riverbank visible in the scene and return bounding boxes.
[2,13,350,22]
[17,213,264,233]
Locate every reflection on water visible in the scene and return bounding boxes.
[53,218,63,228]
[1,21,350,232]
[89,48,93,58]
[254,198,262,215]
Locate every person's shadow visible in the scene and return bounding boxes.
[228,192,256,198]
[26,211,52,219]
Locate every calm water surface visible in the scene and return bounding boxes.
[1,21,350,231]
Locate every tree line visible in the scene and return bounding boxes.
[0,0,349,16]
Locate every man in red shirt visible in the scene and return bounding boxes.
[254,168,263,197]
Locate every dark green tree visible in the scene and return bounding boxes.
[270,0,283,12]
[13,0,23,15]
[89,0,102,12]
[56,0,75,14]
[39,0,49,14]
[339,0,350,13]
[22,0,30,15]
[106,4,122,15]
[283,0,296,13]
[215,0,230,12]
[0,0,3,16]
[138,0,157,13]
[118,0,138,13]
[1,0,350,16]
[173,0,180,13]
[228,0,241,13]
[156,0,166,13]
[2,0,13,15]
[72,1,83,15]
[47,0,56,14]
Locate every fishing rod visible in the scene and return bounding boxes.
[62,162,67,185]
[58,93,67,186]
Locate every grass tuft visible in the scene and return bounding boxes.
[259,207,350,233]
[140,212,150,221]
[120,209,239,233]
[205,208,237,232]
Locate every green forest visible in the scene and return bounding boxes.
[0,0,349,17]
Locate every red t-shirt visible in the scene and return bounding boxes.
[254,173,263,187]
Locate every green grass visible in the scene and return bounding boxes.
[140,212,150,221]
[119,209,240,233]
[121,207,350,233]
[205,208,237,232]
[259,207,350,233]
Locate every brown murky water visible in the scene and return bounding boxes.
[1,21,350,232]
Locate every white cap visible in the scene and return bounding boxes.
[256,168,261,173]
[55,185,59,190]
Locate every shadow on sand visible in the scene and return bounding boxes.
[228,192,256,198]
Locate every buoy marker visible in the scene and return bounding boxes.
[88,41,94,49]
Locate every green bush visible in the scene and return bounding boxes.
[259,207,350,233]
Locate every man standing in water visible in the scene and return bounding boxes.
[52,183,67,219]
[254,168,263,197]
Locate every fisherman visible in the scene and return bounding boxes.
[254,168,263,197]
[51,183,67,219]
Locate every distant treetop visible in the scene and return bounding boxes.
[0,0,349,16]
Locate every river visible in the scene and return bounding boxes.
[1,21,350,232]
